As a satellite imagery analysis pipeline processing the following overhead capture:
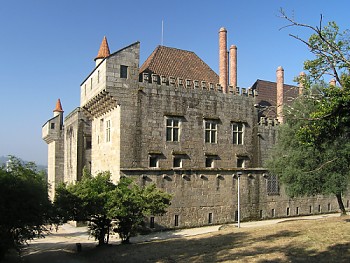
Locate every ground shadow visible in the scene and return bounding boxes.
[20,217,350,263]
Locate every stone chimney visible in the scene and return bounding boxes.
[219,27,228,93]
[298,72,306,95]
[229,45,237,88]
[276,66,284,123]
[329,78,336,86]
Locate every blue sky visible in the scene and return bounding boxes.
[0,0,348,165]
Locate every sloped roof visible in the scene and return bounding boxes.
[95,36,110,61]
[139,46,219,84]
[251,79,299,118]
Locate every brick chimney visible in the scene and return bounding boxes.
[219,27,228,93]
[298,71,306,95]
[329,78,336,86]
[276,66,284,123]
[229,45,237,88]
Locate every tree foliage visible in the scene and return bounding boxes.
[267,93,350,214]
[54,171,116,246]
[54,172,171,245]
[109,177,171,244]
[268,12,350,214]
[0,157,51,260]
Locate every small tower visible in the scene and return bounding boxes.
[94,36,110,66]
[42,99,65,200]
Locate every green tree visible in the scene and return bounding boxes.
[280,10,350,144]
[268,12,350,214]
[54,173,172,245]
[54,171,116,246]
[267,92,350,214]
[109,177,171,244]
[0,157,52,260]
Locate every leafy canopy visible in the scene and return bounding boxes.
[54,172,171,245]
[0,157,51,260]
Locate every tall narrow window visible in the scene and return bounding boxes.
[271,209,276,217]
[150,217,155,228]
[208,213,213,224]
[232,122,244,145]
[106,120,111,142]
[205,120,217,143]
[166,118,180,142]
[120,65,128,78]
[266,174,279,195]
[174,215,179,227]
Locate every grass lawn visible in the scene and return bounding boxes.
[21,215,350,263]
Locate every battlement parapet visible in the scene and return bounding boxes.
[140,72,257,97]
[258,117,279,126]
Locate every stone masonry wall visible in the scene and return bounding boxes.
[64,108,91,183]
[122,169,349,229]
[127,82,257,170]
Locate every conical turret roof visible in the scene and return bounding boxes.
[94,36,110,61]
[53,99,64,112]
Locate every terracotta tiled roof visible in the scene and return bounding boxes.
[139,46,219,84]
[95,36,110,61]
[53,99,63,112]
[251,79,299,118]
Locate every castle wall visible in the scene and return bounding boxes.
[80,61,107,107]
[47,39,350,231]
[91,106,121,183]
[120,82,258,170]
[47,139,64,199]
[122,170,347,229]
[257,119,278,166]
[64,108,91,183]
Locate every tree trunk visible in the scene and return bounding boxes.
[336,193,347,215]
[106,225,110,244]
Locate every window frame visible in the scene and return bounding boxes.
[106,119,111,142]
[120,65,128,79]
[173,156,182,168]
[204,120,218,143]
[166,117,181,142]
[266,174,280,195]
[149,155,159,168]
[232,122,244,145]
[205,156,215,168]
